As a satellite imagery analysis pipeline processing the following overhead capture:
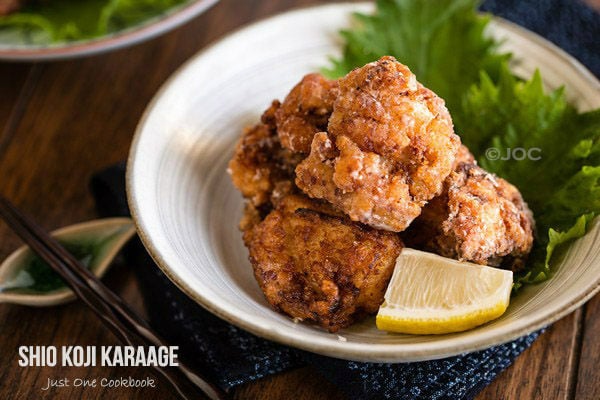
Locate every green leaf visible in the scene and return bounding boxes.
[515,213,595,288]
[459,63,600,288]
[324,0,509,116]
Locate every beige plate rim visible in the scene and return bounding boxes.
[126,2,600,362]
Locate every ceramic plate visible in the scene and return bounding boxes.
[0,0,218,61]
[127,3,600,362]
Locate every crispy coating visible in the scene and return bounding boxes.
[296,132,422,231]
[403,158,535,270]
[239,202,268,233]
[275,73,339,154]
[454,144,476,166]
[328,56,459,199]
[295,57,460,232]
[245,194,403,332]
[240,183,343,232]
[228,103,303,207]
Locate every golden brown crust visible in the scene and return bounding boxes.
[227,103,303,207]
[454,144,476,166]
[295,132,422,231]
[245,194,403,332]
[403,160,535,270]
[295,57,460,232]
[275,73,339,154]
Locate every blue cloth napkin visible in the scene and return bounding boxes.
[481,0,600,77]
[90,1,598,398]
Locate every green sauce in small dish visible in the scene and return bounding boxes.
[0,241,97,294]
[0,224,131,294]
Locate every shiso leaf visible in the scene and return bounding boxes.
[324,0,509,116]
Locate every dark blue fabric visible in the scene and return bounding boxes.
[90,1,598,398]
[481,0,600,77]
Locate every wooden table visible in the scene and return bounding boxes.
[0,1,599,399]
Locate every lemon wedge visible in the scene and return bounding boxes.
[376,248,513,334]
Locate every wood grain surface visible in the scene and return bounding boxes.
[0,1,597,399]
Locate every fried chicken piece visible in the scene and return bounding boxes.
[239,202,267,233]
[228,102,303,207]
[328,56,459,198]
[245,194,403,332]
[295,56,460,232]
[403,156,535,270]
[296,132,419,231]
[454,143,476,166]
[275,73,339,154]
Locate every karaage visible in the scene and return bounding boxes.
[403,156,534,270]
[295,56,460,231]
[244,194,403,332]
[275,73,339,154]
[228,102,303,207]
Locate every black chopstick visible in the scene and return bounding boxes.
[0,195,229,400]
